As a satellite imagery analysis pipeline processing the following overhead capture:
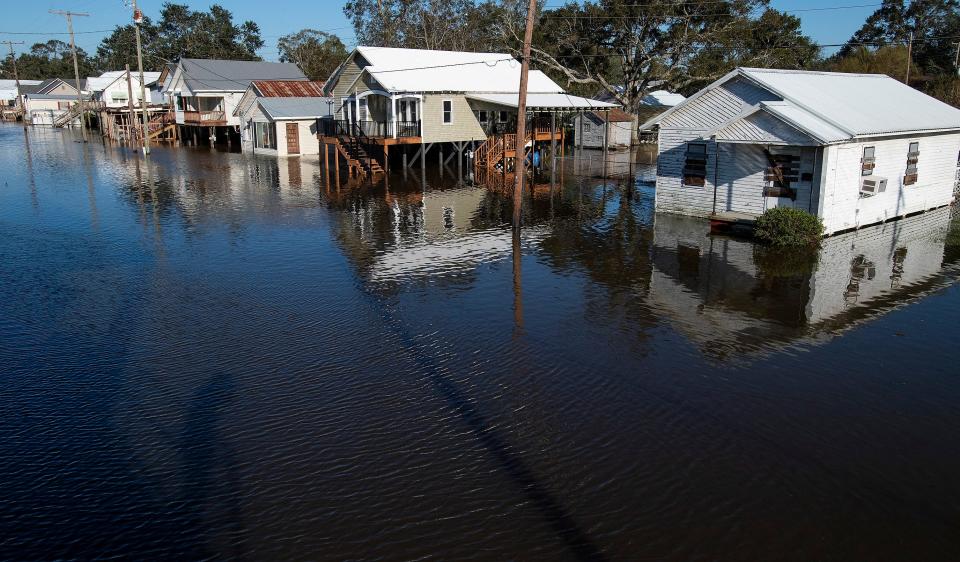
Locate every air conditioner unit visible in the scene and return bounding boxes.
[860,176,887,196]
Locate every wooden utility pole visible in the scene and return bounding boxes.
[125,64,137,142]
[954,42,960,76]
[50,10,89,142]
[905,31,914,85]
[132,0,151,154]
[512,0,537,230]
[2,41,25,117]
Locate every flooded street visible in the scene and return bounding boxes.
[2,123,960,560]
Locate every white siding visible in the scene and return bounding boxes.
[820,133,959,234]
[655,77,782,216]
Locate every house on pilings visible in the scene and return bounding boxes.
[320,46,617,178]
[644,68,960,235]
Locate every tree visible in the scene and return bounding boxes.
[96,2,264,71]
[826,45,914,81]
[277,30,349,81]
[839,0,960,75]
[528,0,820,113]
[0,40,96,80]
[343,0,511,51]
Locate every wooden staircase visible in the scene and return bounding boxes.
[474,133,533,171]
[331,136,384,178]
[53,103,84,128]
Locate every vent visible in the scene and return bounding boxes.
[860,176,888,196]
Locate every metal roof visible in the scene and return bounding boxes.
[355,46,564,93]
[740,67,960,138]
[465,92,617,110]
[179,58,307,92]
[252,80,326,97]
[759,101,849,144]
[639,90,685,107]
[256,97,333,120]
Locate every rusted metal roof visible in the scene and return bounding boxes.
[253,80,326,97]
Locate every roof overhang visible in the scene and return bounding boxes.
[465,92,618,110]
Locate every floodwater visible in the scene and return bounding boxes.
[2,124,960,561]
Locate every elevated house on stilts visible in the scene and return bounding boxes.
[320,46,617,180]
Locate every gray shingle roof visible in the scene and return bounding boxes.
[179,58,307,92]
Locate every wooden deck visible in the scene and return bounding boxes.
[710,211,759,234]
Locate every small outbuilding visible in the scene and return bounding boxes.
[574,108,635,149]
[234,80,331,157]
[643,68,960,235]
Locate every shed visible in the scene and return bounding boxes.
[573,108,635,149]
[239,97,332,157]
[643,68,960,235]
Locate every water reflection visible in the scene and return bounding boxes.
[3,125,960,560]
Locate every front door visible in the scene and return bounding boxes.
[286,122,300,155]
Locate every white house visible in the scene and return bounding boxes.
[643,68,960,235]
[164,58,308,145]
[22,79,88,126]
[321,46,616,175]
[87,71,161,108]
[234,80,331,157]
[574,108,635,149]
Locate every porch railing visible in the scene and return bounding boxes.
[183,110,226,123]
[320,119,421,138]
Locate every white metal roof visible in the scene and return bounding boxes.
[759,101,849,143]
[355,46,564,93]
[465,92,618,110]
[639,90,685,107]
[257,97,333,120]
[740,67,960,138]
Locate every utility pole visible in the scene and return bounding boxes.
[905,31,914,85]
[50,9,89,142]
[2,41,25,118]
[132,0,150,154]
[512,0,537,230]
[954,42,960,76]
[125,64,137,142]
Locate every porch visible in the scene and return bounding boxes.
[318,119,422,144]
[177,95,227,126]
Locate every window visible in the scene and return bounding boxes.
[683,142,708,187]
[499,111,509,123]
[476,110,488,124]
[253,122,276,149]
[442,99,453,124]
[861,146,876,176]
[583,122,592,132]
[358,98,368,122]
[763,149,799,200]
[176,95,185,111]
[904,141,919,185]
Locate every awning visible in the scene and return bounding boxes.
[465,92,618,110]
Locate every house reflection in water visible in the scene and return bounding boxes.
[649,207,959,360]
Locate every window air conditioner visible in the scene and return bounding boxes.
[860,176,887,196]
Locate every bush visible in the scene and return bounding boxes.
[753,207,824,247]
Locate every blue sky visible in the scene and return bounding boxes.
[4,0,880,60]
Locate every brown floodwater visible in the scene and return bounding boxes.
[1,124,960,560]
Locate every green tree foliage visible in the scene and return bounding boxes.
[97,3,264,71]
[825,45,914,81]
[754,208,824,247]
[530,1,820,112]
[343,0,511,51]
[277,30,349,81]
[840,0,960,75]
[0,40,96,80]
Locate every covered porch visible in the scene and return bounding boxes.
[326,89,422,143]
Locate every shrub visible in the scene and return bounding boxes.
[754,207,824,247]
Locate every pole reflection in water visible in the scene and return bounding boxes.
[2,124,960,561]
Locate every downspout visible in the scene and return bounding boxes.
[712,138,720,215]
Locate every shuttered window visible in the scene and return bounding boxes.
[683,142,708,187]
[904,141,919,186]
[763,150,799,200]
[861,146,876,176]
